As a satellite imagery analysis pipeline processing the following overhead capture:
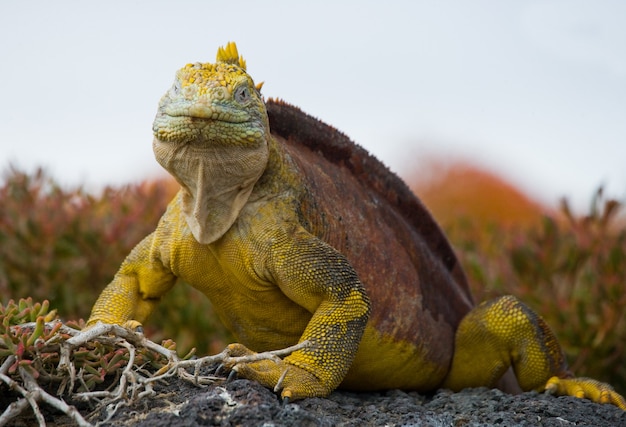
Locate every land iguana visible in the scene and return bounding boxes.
[87,42,625,409]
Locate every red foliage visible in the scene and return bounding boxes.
[408,160,547,229]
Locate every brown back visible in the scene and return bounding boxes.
[266,99,474,338]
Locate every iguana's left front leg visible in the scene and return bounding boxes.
[225,227,371,400]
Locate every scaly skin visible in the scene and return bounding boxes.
[88,42,625,409]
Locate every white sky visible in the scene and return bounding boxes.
[1,1,625,211]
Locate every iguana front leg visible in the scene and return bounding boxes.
[224,227,371,400]
[443,296,626,409]
[87,233,176,329]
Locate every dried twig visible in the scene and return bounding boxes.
[1,317,310,426]
[0,357,91,427]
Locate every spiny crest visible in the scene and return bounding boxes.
[216,42,247,70]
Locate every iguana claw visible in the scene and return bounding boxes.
[213,362,239,381]
[214,363,226,377]
[227,370,238,382]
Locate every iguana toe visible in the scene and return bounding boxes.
[545,376,626,410]
[225,342,256,357]
[119,320,143,332]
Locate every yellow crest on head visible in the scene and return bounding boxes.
[216,42,247,70]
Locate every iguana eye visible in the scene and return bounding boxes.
[234,85,251,104]
[169,80,181,97]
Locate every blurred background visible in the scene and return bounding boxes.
[1,0,625,211]
[1,0,625,394]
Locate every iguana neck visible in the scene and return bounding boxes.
[248,135,302,202]
[153,137,269,244]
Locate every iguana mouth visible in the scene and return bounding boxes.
[152,109,265,146]
[163,103,251,124]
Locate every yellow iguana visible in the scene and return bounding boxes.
[87,42,625,409]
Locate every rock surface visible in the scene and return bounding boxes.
[89,377,625,427]
[8,375,625,426]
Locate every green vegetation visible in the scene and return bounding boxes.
[0,297,196,425]
[0,297,179,393]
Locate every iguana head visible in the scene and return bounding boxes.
[152,42,270,244]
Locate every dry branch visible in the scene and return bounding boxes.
[1,315,310,426]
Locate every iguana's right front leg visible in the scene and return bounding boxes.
[87,233,176,329]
